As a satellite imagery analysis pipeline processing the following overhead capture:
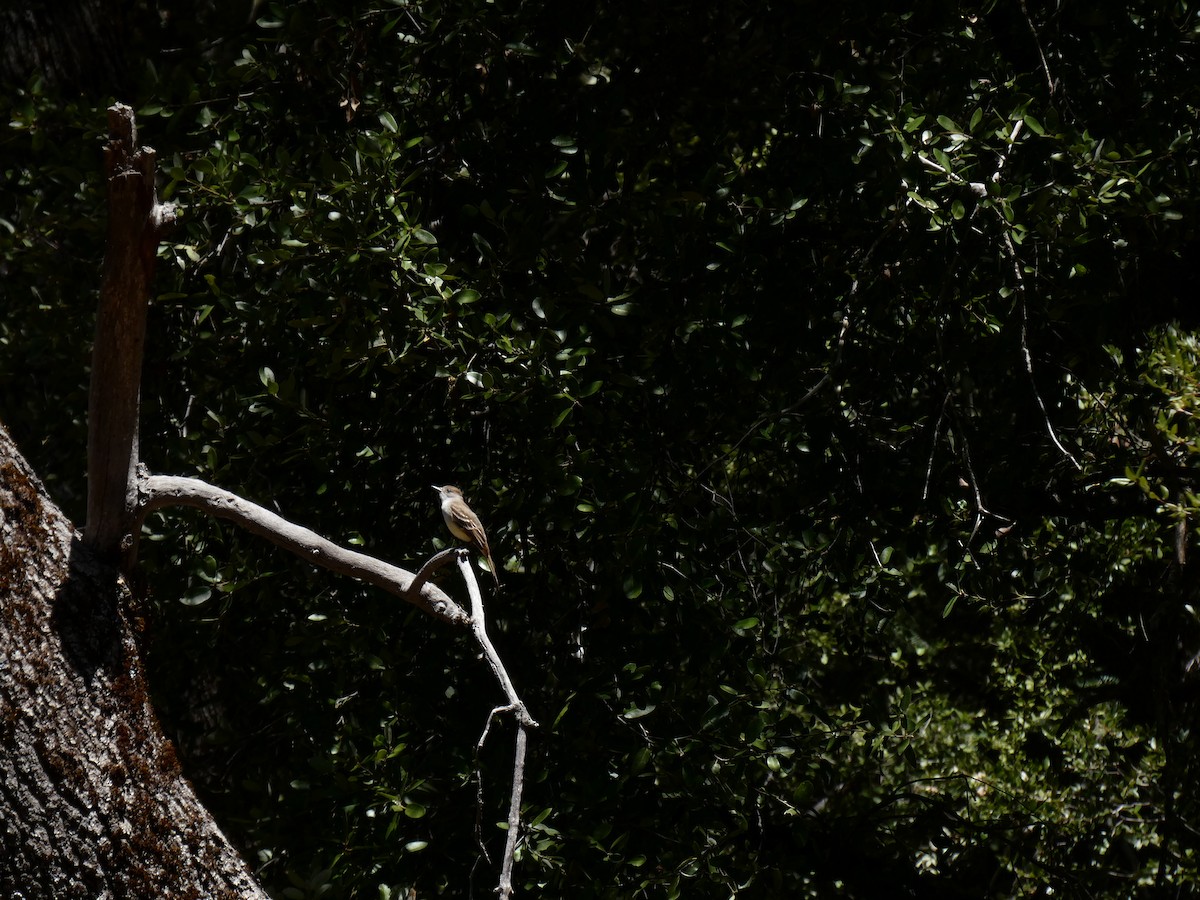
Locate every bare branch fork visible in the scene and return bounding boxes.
[407,546,460,599]
[453,554,537,899]
[85,102,536,897]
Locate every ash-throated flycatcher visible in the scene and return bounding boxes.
[433,484,500,587]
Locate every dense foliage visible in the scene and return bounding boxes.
[4,1,1200,895]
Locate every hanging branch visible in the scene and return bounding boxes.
[498,725,531,897]
[452,553,537,898]
[1018,0,1056,97]
[1006,229,1083,472]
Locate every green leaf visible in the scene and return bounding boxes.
[629,747,652,774]
[936,114,960,133]
[622,704,656,720]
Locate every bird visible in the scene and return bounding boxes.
[433,484,500,588]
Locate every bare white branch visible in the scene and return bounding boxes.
[497,725,530,899]
[458,553,537,728]
[452,554,537,898]
[136,473,468,623]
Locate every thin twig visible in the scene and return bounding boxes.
[698,314,851,481]
[923,392,952,502]
[1018,0,1056,96]
[1005,229,1083,472]
[473,705,517,870]
[972,118,1082,472]
[958,426,1015,548]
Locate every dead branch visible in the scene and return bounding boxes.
[407,547,460,599]
[451,553,537,898]
[136,473,467,624]
[456,553,537,728]
[497,724,530,898]
[85,103,176,562]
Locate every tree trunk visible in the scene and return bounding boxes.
[0,421,268,898]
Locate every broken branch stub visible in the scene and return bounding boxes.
[84,103,176,563]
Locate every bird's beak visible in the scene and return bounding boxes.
[431,484,442,492]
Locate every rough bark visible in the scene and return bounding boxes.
[0,421,269,899]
